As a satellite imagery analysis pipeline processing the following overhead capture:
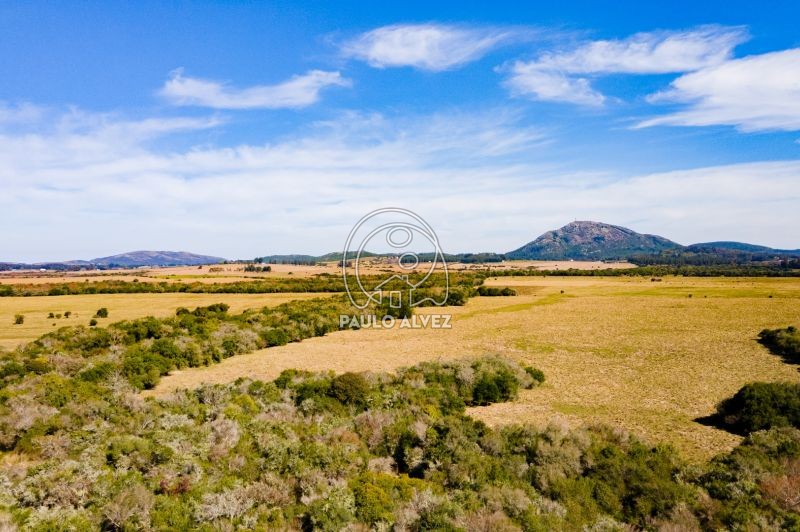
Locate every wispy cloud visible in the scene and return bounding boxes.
[1,104,798,261]
[160,69,351,109]
[342,23,517,71]
[0,102,46,125]
[503,25,747,106]
[638,48,800,132]
[502,67,606,106]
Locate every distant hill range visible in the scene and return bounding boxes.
[0,251,225,271]
[256,221,797,266]
[85,251,225,267]
[2,223,797,272]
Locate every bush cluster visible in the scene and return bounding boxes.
[716,382,800,434]
[759,325,800,364]
[476,286,517,296]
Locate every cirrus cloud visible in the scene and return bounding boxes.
[160,69,351,109]
[342,23,517,71]
[503,25,747,106]
[639,48,800,132]
[1,104,798,262]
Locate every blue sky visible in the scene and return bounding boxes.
[1,1,799,261]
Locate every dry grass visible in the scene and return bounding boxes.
[0,292,331,350]
[148,276,800,461]
[0,259,632,285]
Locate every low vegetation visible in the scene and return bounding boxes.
[0,275,798,527]
[716,382,800,435]
[476,286,516,296]
[489,264,800,278]
[0,348,798,529]
[3,264,800,299]
[759,325,800,364]
[0,276,348,297]
[2,298,359,391]
[707,326,800,435]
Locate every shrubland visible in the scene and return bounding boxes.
[0,286,798,528]
[0,297,358,392]
[0,346,798,529]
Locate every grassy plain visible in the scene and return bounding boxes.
[0,259,633,285]
[148,275,800,460]
[0,292,331,350]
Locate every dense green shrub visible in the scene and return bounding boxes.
[261,328,289,347]
[78,361,116,382]
[477,286,517,296]
[13,314,24,325]
[472,368,518,405]
[445,289,468,306]
[94,307,109,318]
[329,372,370,407]
[716,382,800,434]
[759,325,800,363]
[525,365,546,383]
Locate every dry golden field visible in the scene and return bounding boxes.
[0,292,332,350]
[0,259,633,285]
[147,275,800,461]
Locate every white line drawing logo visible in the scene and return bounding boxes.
[343,208,449,310]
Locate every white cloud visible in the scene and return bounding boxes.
[536,26,747,74]
[160,69,351,109]
[342,24,514,71]
[0,105,798,262]
[503,25,747,106]
[0,102,46,125]
[503,66,605,106]
[638,48,800,132]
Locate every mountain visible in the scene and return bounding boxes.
[507,221,682,260]
[89,251,225,267]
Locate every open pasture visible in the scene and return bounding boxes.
[150,275,800,460]
[0,259,633,286]
[0,292,331,350]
